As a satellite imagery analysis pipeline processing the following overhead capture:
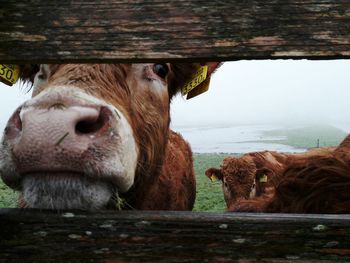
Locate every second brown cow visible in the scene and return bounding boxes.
[206,139,350,213]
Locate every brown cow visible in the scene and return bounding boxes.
[205,147,342,212]
[205,151,287,209]
[0,63,219,210]
[223,136,350,213]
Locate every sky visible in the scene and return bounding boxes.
[170,60,350,128]
[1,60,350,131]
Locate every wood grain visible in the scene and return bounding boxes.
[1,209,350,262]
[1,1,350,63]
[1,2,350,261]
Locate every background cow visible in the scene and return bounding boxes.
[0,63,219,210]
[210,136,350,213]
[205,151,287,209]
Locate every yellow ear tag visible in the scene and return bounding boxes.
[186,78,211,100]
[259,174,268,183]
[0,64,20,86]
[210,174,218,182]
[182,65,208,96]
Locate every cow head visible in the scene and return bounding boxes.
[206,152,284,209]
[205,156,257,208]
[0,63,219,210]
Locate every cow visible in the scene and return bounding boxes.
[209,136,350,213]
[0,63,219,210]
[205,151,287,209]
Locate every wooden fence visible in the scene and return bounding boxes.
[1,1,350,62]
[1,1,350,262]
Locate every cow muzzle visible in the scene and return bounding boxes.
[0,87,138,209]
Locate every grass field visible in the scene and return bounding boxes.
[0,124,347,211]
[192,153,230,212]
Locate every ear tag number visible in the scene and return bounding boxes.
[182,65,208,95]
[186,78,211,100]
[0,64,20,86]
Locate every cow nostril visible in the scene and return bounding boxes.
[75,107,110,135]
[13,108,23,131]
[75,119,103,134]
[6,107,23,134]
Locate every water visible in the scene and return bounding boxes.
[172,124,307,154]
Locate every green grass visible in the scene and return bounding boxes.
[192,153,231,212]
[263,124,347,149]
[0,180,18,208]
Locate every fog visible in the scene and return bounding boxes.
[0,83,31,131]
[1,60,350,131]
[171,60,350,128]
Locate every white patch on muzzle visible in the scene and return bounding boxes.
[0,86,138,209]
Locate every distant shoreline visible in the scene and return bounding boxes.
[176,124,347,154]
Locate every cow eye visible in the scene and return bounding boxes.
[153,64,169,79]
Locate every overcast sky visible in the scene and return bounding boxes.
[1,60,350,131]
[171,60,350,127]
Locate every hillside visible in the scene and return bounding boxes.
[263,124,347,149]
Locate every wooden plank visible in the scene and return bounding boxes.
[1,1,350,63]
[1,209,350,262]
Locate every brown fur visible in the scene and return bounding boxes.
[15,63,218,210]
[246,151,287,195]
[131,131,196,210]
[229,135,350,213]
[205,151,286,209]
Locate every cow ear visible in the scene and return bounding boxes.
[168,63,196,98]
[19,64,40,84]
[169,62,222,99]
[205,168,223,182]
[0,64,38,87]
[201,62,222,76]
[185,62,222,99]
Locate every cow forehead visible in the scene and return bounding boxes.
[48,64,131,82]
[43,64,172,95]
[47,63,170,79]
[23,63,203,101]
[222,157,256,172]
[33,64,171,99]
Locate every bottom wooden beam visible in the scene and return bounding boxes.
[0,209,349,262]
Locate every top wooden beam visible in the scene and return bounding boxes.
[1,0,350,63]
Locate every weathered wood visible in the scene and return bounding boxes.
[1,1,350,261]
[1,1,350,63]
[0,209,349,262]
